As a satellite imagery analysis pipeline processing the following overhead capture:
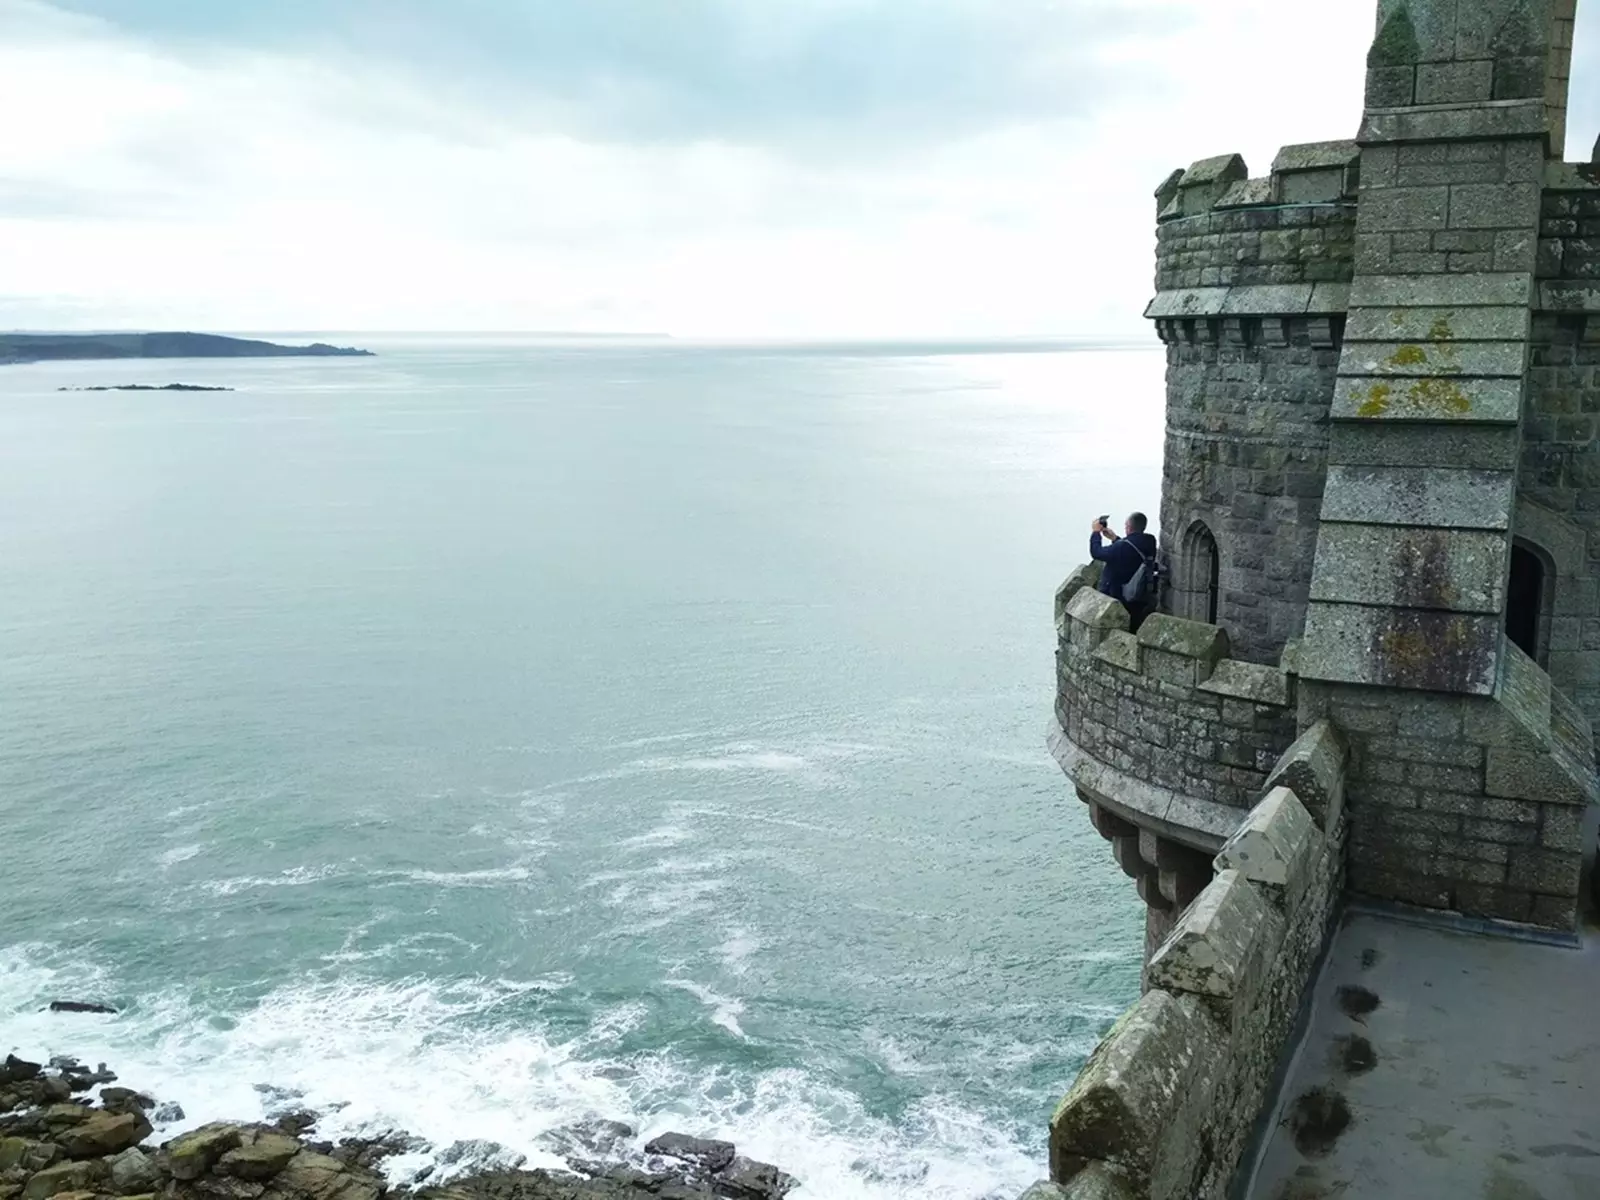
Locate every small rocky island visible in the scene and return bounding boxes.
[57,385,235,393]
[1,334,372,366]
[0,1054,797,1200]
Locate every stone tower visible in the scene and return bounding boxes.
[1053,0,1599,952]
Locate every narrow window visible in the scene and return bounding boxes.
[1506,540,1550,666]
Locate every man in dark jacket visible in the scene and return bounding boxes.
[1090,512,1159,629]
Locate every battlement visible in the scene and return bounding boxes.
[1026,743,1348,1200]
[1054,568,1296,835]
[1030,3,1600,1196]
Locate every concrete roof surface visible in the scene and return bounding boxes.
[1247,910,1600,1200]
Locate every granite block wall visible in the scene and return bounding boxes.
[1029,773,1345,1200]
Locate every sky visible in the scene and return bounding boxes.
[1,1,1598,338]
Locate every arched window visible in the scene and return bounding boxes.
[1178,522,1221,626]
[1506,538,1554,667]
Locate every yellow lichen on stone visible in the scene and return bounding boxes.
[1356,383,1393,417]
[1385,344,1428,367]
[1405,377,1470,414]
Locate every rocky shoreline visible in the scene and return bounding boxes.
[0,1056,797,1200]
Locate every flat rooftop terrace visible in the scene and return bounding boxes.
[1247,910,1600,1200]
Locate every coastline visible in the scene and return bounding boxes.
[0,1052,797,1200]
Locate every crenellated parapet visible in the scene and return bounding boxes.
[1052,566,1300,955]
[1017,744,1347,1200]
[1149,142,1359,349]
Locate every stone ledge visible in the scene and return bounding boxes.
[1144,283,1351,320]
[1198,660,1292,707]
[1048,989,1224,1190]
[1262,720,1348,832]
[1093,632,1141,673]
[1049,719,1243,853]
[1330,374,1523,424]
[1056,562,1104,628]
[1147,869,1284,1001]
[1216,787,1317,889]
[1137,615,1229,663]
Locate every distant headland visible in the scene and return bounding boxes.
[0,332,374,365]
[58,383,235,393]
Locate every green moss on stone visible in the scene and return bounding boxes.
[1368,6,1420,68]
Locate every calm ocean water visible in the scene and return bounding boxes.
[0,336,1162,1198]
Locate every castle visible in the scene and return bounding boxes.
[1024,2,1600,1197]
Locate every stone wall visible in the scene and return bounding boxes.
[1147,144,1358,666]
[1017,737,1347,1200]
[1302,641,1597,930]
[1522,163,1600,735]
[1055,574,1297,829]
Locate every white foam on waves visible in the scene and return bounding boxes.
[0,944,1041,1200]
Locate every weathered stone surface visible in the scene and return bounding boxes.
[1330,373,1522,423]
[1056,562,1104,627]
[1136,616,1229,663]
[642,1134,735,1173]
[1328,422,1519,470]
[108,1147,160,1194]
[1319,465,1513,530]
[271,1152,379,1200]
[1028,1164,1136,1199]
[1048,990,1223,1189]
[1262,720,1347,830]
[1213,178,1273,210]
[1343,304,1530,343]
[167,1125,244,1181]
[1216,787,1317,889]
[1298,603,1500,695]
[1310,525,1508,613]
[0,1059,41,1087]
[1348,272,1534,309]
[20,1162,102,1200]
[1344,339,1528,379]
[56,1110,148,1159]
[1067,588,1130,633]
[218,1135,302,1182]
[716,1156,797,1199]
[1486,747,1588,806]
[1147,870,1282,1000]
[1218,285,1314,315]
[1091,632,1140,673]
[1198,660,1291,706]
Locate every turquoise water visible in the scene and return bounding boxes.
[0,337,1162,1198]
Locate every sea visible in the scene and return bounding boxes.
[0,335,1164,1199]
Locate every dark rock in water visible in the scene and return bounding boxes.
[273,1110,319,1137]
[100,1087,156,1115]
[536,1120,635,1162]
[152,1101,187,1125]
[48,1001,118,1015]
[33,1077,73,1106]
[715,1156,797,1199]
[434,1139,527,1175]
[0,1058,42,1086]
[331,1131,428,1170]
[0,1052,803,1200]
[643,1133,735,1174]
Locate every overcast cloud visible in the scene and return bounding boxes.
[2,1,1597,336]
